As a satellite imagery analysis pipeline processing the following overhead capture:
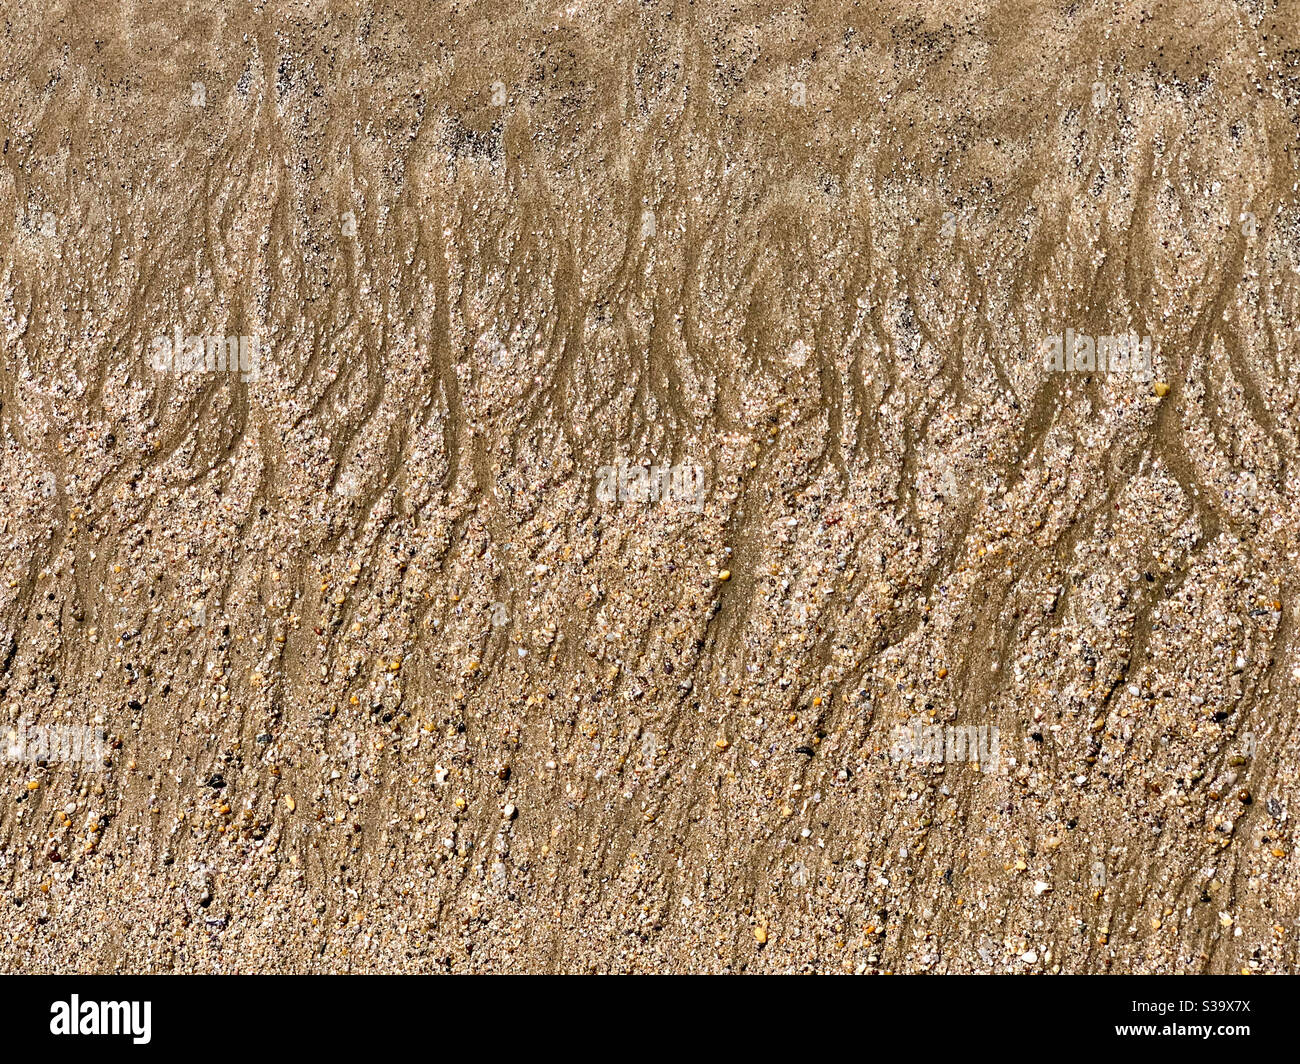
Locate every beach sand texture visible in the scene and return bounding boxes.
[1,1,1299,972]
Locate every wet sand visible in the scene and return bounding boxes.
[1,0,1299,972]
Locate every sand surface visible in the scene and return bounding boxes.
[2,0,1299,973]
